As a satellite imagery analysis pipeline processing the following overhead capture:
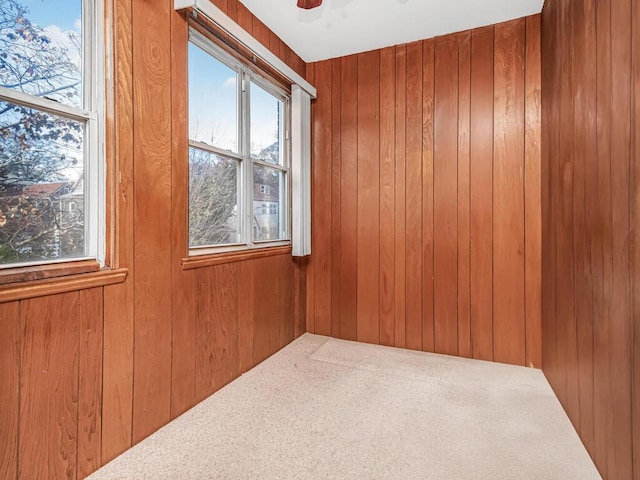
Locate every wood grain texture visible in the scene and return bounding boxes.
[170,8,197,419]
[542,0,640,477]
[102,0,134,464]
[19,293,79,480]
[493,19,526,366]
[1,4,305,479]
[457,31,472,359]
[0,302,19,480]
[131,0,173,444]
[379,46,395,347]
[405,41,423,351]
[77,289,103,479]
[339,55,358,342]
[469,26,495,362]
[421,39,435,353]
[356,50,381,345]
[394,45,407,349]
[307,17,541,367]
[434,35,459,356]
[524,15,542,370]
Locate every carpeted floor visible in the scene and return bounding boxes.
[88,334,601,480]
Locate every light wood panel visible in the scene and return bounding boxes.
[542,0,639,478]
[307,17,542,366]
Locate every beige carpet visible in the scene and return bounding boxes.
[88,334,601,480]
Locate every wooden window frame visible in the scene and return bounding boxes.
[0,0,128,296]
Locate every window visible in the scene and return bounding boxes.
[188,30,290,254]
[0,0,103,268]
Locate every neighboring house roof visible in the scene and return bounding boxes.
[22,182,70,198]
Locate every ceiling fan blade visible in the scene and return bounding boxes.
[297,0,322,9]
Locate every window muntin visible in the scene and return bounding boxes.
[188,30,290,253]
[0,0,102,268]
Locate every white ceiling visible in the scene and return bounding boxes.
[239,0,544,63]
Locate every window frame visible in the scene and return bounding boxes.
[0,0,106,271]
[187,29,292,257]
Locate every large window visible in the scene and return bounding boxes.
[0,0,103,267]
[188,30,290,253]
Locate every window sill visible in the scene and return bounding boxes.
[182,245,292,270]
[0,267,128,304]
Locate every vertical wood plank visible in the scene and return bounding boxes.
[0,302,19,480]
[470,26,495,362]
[238,261,255,373]
[77,289,103,479]
[102,0,134,463]
[593,0,613,472]
[253,256,286,364]
[170,8,197,420]
[493,19,526,365]
[252,17,270,48]
[20,293,79,480]
[305,63,316,334]
[632,0,640,474]
[569,0,595,452]
[457,31,472,358]
[356,50,381,345]
[405,41,423,351]
[525,15,542,369]
[236,2,253,34]
[339,56,357,341]
[379,46,396,346]
[434,35,459,356]
[608,0,633,475]
[132,0,173,443]
[312,59,332,336]
[331,57,343,339]
[421,39,435,353]
[394,45,407,349]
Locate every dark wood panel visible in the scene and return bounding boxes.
[0,302,19,480]
[312,60,332,336]
[330,57,343,339]
[356,50,381,345]
[19,293,79,479]
[493,19,526,366]
[434,35,459,356]
[542,0,640,477]
[308,17,541,368]
[457,31,472,359]
[469,26,495,362]
[405,41,423,351]
[238,261,255,373]
[421,39,435,353]
[524,15,542,370]
[379,46,396,347]
[394,45,407,349]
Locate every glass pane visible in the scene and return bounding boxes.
[253,165,286,241]
[0,0,83,107]
[250,81,284,165]
[0,101,85,265]
[188,42,238,153]
[189,147,239,247]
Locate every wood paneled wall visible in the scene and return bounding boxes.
[0,1,306,479]
[306,16,542,367]
[541,0,640,478]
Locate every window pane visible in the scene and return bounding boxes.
[0,101,85,265]
[253,165,285,241]
[188,42,238,153]
[250,81,284,165]
[0,0,83,107]
[189,147,239,247]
